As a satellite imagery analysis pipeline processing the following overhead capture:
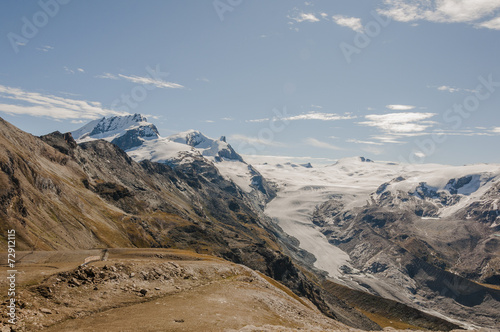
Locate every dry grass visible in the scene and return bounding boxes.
[357,309,421,330]
[256,271,312,309]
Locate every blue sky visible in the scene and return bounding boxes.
[1,0,500,165]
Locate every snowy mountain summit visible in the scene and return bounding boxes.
[168,130,243,162]
[72,114,271,197]
[72,114,160,151]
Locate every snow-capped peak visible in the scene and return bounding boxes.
[71,114,160,150]
[167,130,243,162]
[71,115,268,195]
[168,130,210,148]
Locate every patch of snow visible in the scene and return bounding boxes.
[209,159,253,193]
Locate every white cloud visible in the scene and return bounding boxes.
[386,104,416,111]
[371,135,406,144]
[290,12,320,23]
[246,118,269,123]
[304,137,342,150]
[437,85,459,93]
[414,151,426,158]
[283,111,356,121]
[434,85,477,93]
[77,68,85,73]
[347,139,384,145]
[359,112,437,133]
[377,0,500,30]
[221,117,234,121]
[0,84,129,120]
[492,127,500,133]
[97,72,184,89]
[204,120,215,123]
[247,112,355,123]
[332,15,364,32]
[477,15,500,29]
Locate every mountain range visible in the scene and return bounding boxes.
[1,114,499,330]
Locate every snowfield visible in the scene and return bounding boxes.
[254,158,500,278]
[255,158,402,278]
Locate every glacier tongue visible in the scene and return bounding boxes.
[255,160,403,278]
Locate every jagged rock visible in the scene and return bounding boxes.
[39,308,52,314]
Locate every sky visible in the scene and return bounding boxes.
[1,0,500,165]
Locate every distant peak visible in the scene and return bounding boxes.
[359,156,373,163]
[132,113,148,122]
[335,156,374,165]
[169,130,207,147]
[220,136,226,143]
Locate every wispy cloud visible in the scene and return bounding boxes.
[284,111,356,121]
[196,77,210,83]
[64,66,85,75]
[304,137,343,150]
[371,135,406,144]
[332,15,364,32]
[36,45,53,52]
[359,112,437,133]
[347,139,384,145]
[221,117,234,121]
[386,104,416,111]
[0,84,129,120]
[246,111,355,123]
[433,85,477,93]
[377,0,500,30]
[246,118,269,123]
[97,72,184,89]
